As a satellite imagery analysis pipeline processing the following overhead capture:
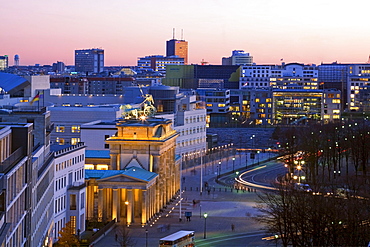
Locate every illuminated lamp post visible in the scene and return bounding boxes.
[232,157,235,172]
[203,213,208,239]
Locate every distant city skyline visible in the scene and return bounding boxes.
[3,0,370,66]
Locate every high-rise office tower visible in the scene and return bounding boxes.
[0,55,8,70]
[222,50,253,66]
[166,32,188,64]
[52,61,65,73]
[75,48,104,74]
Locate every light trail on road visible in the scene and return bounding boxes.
[235,165,279,191]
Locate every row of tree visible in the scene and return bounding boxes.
[256,121,370,246]
[256,181,370,246]
[273,121,370,186]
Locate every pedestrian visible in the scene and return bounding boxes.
[115,234,118,241]
[231,224,235,231]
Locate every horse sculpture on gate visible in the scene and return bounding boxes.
[120,89,157,119]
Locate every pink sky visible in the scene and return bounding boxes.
[2,0,370,66]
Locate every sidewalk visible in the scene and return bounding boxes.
[93,151,275,247]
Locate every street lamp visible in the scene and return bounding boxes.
[203,213,208,239]
[200,150,204,196]
[294,160,305,184]
[235,171,239,179]
[199,204,202,218]
[232,157,235,172]
[218,161,221,177]
[145,229,148,247]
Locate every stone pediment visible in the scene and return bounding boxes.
[98,174,146,183]
[85,168,158,188]
[124,157,144,170]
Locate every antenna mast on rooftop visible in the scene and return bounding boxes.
[173,28,175,39]
[181,29,184,40]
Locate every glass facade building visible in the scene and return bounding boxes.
[74,48,104,74]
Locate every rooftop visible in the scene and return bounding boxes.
[85,167,158,182]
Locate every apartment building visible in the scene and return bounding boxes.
[52,143,86,243]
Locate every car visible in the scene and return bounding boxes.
[294,183,312,193]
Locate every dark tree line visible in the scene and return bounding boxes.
[256,120,370,246]
[273,121,370,187]
[255,181,370,246]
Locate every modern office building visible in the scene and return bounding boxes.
[197,88,231,127]
[229,88,274,126]
[318,63,348,110]
[50,105,124,145]
[75,48,104,75]
[0,105,55,247]
[240,63,318,90]
[0,123,33,247]
[137,55,184,75]
[52,61,66,74]
[222,50,253,66]
[322,89,342,123]
[166,39,188,64]
[50,76,135,95]
[272,89,341,124]
[163,65,240,89]
[318,63,370,112]
[0,56,8,71]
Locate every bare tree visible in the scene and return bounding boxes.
[115,225,136,247]
[255,179,370,246]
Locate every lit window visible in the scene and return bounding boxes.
[71,126,80,133]
[56,125,65,133]
[85,164,94,170]
[56,137,65,145]
[71,138,80,145]
[96,164,108,170]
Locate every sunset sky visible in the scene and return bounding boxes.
[2,0,370,66]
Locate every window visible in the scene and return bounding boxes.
[81,192,85,209]
[56,137,65,145]
[56,125,65,133]
[97,164,108,170]
[71,125,80,133]
[70,195,77,210]
[69,216,76,234]
[71,138,80,145]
